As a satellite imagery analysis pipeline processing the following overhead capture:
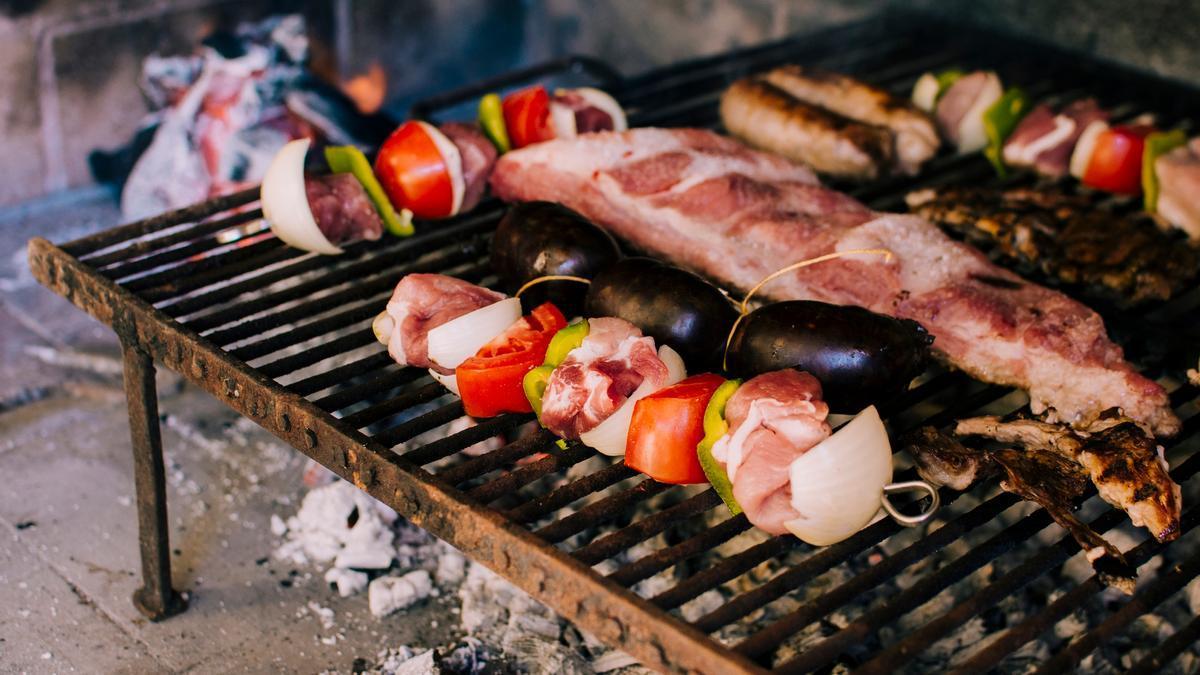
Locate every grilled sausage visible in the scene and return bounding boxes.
[761,65,939,175]
[720,77,893,180]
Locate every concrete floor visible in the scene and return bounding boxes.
[0,189,465,674]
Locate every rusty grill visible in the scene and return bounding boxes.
[27,12,1200,674]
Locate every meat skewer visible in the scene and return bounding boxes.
[489,127,1179,437]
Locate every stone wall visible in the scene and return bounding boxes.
[1,0,1197,207]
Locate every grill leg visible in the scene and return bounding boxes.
[122,342,188,620]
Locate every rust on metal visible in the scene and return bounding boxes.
[121,341,188,621]
[28,237,768,674]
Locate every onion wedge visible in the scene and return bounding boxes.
[261,138,343,255]
[429,369,460,395]
[783,405,892,546]
[955,72,1003,153]
[426,297,521,371]
[580,345,686,456]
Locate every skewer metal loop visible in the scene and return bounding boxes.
[881,480,940,527]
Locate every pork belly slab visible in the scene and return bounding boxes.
[490,128,1178,436]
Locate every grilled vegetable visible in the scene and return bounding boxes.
[426,297,523,372]
[586,257,738,368]
[324,145,413,237]
[697,379,742,515]
[911,69,963,112]
[1143,129,1188,211]
[1081,125,1152,195]
[375,120,466,219]
[503,86,556,149]
[457,303,567,417]
[1069,120,1109,180]
[625,374,725,484]
[982,87,1030,177]
[783,405,893,546]
[261,139,345,255]
[491,202,621,314]
[724,300,932,413]
[523,319,590,418]
[478,93,511,154]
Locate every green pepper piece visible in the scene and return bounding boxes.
[478,93,511,154]
[935,69,964,99]
[1142,130,1188,212]
[981,87,1030,178]
[523,365,556,419]
[544,319,589,367]
[696,378,743,515]
[324,145,414,237]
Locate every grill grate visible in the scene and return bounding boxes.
[29,11,1200,674]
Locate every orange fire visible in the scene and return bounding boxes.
[341,62,387,114]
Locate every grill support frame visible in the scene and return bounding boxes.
[28,237,769,674]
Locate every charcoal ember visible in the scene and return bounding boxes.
[439,637,492,674]
[1187,576,1200,616]
[680,589,726,623]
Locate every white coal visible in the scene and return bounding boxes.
[369,570,433,618]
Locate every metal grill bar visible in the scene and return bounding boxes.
[608,515,752,588]
[402,414,532,466]
[313,368,414,412]
[572,490,722,565]
[436,431,558,486]
[285,352,393,396]
[339,381,445,429]
[96,210,266,275]
[652,539,798,612]
[372,401,465,447]
[534,478,674,544]
[693,489,1004,634]
[507,461,635,523]
[63,186,259,257]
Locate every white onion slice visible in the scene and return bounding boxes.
[1069,119,1109,180]
[260,138,343,255]
[911,73,939,113]
[572,87,628,131]
[549,101,578,139]
[429,369,460,395]
[417,121,465,217]
[426,297,521,371]
[372,311,394,345]
[579,345,686,457]
[954,72,1003,154]
[783,405,893,546]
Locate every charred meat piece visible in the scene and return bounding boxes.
[906,185,1198,306]
[720,78,894,180]
[955,411,1181,543]
[905,426,1136,593]
[759,65,939,175]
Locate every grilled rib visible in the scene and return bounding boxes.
[906,185,1199,306]
[490,128,1179,437]
[955,411,1182,543]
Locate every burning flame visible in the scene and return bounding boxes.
[341,62,387,114]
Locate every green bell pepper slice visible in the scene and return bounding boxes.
[544,319,589,367]
[523,365,556,419]
[935,69,964,97]
[1143,130,1188,212]
[523,319,591,420]
[478,93,511,154]
[324,145,413,237]
[696,378,743,515]
[982,87,1030,178]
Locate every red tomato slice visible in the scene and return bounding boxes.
[502,86,555,149]
[374,121,456,219]
[625,373,726,485]
[1082,125,1151,195]
[457,303,567,418]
